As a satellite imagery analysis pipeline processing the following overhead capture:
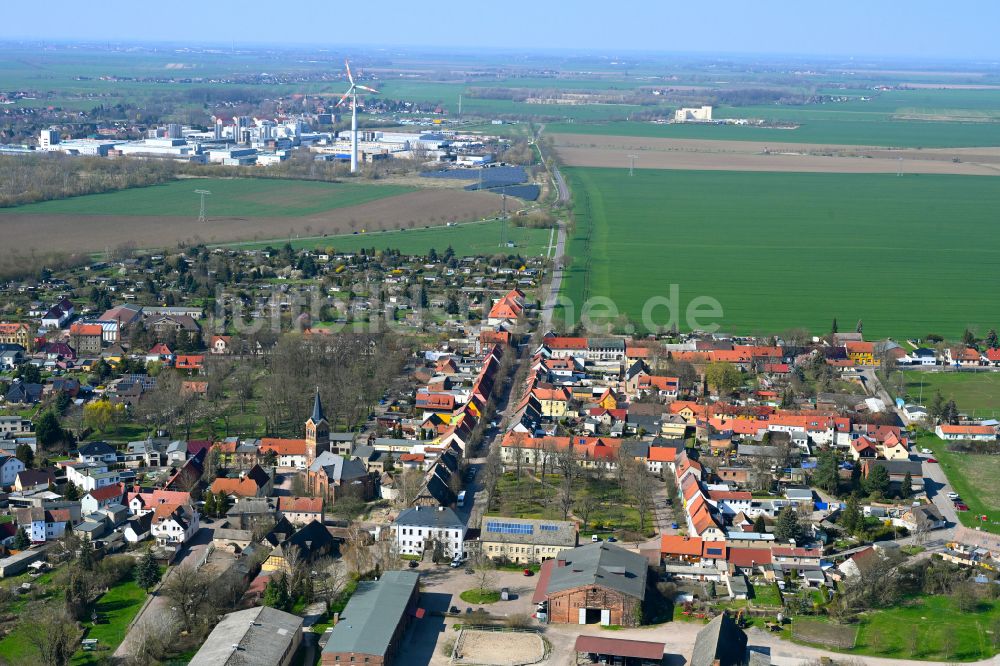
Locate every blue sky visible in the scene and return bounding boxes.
[3,1,998,61]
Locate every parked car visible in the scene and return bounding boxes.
[450,559,462,568]
[607,536,618,542]
[921,448,932,454]
[947,492,960,500]
[591,535,602,542]
[927,458,938,463]
[408,560,419,568]
[523,569,534,577]
[955,503,970,511]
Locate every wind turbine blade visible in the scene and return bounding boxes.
[345,59,355,85]
[335,87,353,107]
[356,85,380,94]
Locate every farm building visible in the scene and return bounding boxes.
[533,542,649,626]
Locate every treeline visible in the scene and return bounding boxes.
[0,153,178,208]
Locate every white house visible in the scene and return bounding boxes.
[64,461,120,492]
[935,424,997,441]
[151,504,199,548]
[391,506,466,560]
[13,506,79,543]
[0,455,26,487]
[77,441,118,465]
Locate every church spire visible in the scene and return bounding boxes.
[310,387,326,423]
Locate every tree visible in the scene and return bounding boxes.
[963,328,977,348]
[63,482,81,501]
[929,390,946,421]
[135,550,161,593]
[943,400,960,425]
[161,564,212,633]
[774,505,803,544]
[753,514,767,534]
[83,400,118,433]
[863,464,891,498]
[850,463,862,492]
[842,493,863,535]
[705,361,742,395]
[64,570,90,620]
[203,490,217,518]
[12,526,30,550]
[23,607,78,666]
[473,558,497,595]
[15,363,41,384]
[987,328,999,350]
[263,571,291,611]
[35,410,64,448]
[15,442,34,468]
[831,318,838,334]
[856,319,863,334]
[900,471,913,500]
[812,451,840,496]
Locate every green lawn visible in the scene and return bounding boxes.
[852,595,1000,661]
[0,178,415,217]
[919,432,1000,533]
[751,583,783,607]
[71,576,149,665]
[459,589,502,604]
[903,371,1000,418]
[216,219,554,258]
[559,167,1000,339]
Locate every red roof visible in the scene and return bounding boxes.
[86,482,124,502]
[543,336,588,350]
[70,323,103,336]
[574,636,665,660]
[277,496,323,513]
[260,438,307,456]
[660,535,703,556]
[532,559,555,604]
[727,547,773,567]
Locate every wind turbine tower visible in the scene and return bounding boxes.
[336,60,379,174]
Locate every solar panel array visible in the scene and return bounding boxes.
[486,520,533,535]
[539,524,560,532]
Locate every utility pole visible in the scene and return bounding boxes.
[195,189,212,222]
[628,154,638,176]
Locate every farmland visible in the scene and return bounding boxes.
[902,371,1000,418]
[559,167,1000,339]
[217,218,555,257]
[0,179,507,257]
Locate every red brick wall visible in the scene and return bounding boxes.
[546,584,641,626]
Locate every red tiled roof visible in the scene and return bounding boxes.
[278,496,323,513]
[574,636,665,660]
[87,482,124,502]
[727,547,773,567]
[260,438,307,456]
[660,535,702,556]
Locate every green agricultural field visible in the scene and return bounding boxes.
[559,167,1000,339]
[919,433,1000,534]
[903,371,1000,418]
[0,178,415,218]
[216,219,555,257]
[547,117,1000,147]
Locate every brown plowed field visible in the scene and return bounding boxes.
[0,189,504,256]
[552,133,1000,175]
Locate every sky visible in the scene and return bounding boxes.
[2,1,999,61]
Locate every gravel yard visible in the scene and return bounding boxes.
[453,629,546,666]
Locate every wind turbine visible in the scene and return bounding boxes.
[336,60,379,174]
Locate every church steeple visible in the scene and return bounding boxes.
[305,387,329,463]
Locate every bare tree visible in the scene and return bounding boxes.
[399,469,424,507]
[574,494,598,531]
[123,611,180,666]
[474,557,498,594]
[161,564,213,633]
[623,457,655,535]
[23,607,78,666]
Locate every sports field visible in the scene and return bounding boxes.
[903,371,1000,417]
[218,219,555,257]
[560,167,1000,339]
[0,178,414,217]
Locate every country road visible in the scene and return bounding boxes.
[538,140,569,329]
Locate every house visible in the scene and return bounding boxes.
[14,506,80,542]
[306,452,374,504]
[845,341,878,366]
[259,438,309,469]
[77,441,118,465]
[899,504,945,533]
[64,461,120,492]
[126,487,192,516]
[907,348,938,366]
[660,535,704,564]
[262,520,337,572]
[210,465,272,498]
[174,354,205,372]
[534,542,649,626]
[182,379,208,396]
[123,512,153,543]
[321,570,420,666]
[150,503,199,547]
[14,468,55,493]
[190,606,303,666]
[481,516,578,564]
[690,613,749,666]
[0,322,32,351]
[40,303,72,329]
[935,424,997,441]
[276,496,324,526]
[5,380,43,405]
[0,455,27,487]
[861,459,925,491]
[69,323,104,356]
[209,335,232,355]
[80,482,125,514]
[392,506,466,559]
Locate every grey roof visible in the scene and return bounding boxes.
[866,459,923,476]
[310,388,326,424]
[322,570,419,658]
[353,445,375,460]
[395,506,464,530]
[546,543,648,600]
[189,605,303,666]
[308,451,369,483]
[481,516,577,547]
[738,444,782,458]
[77,441,116,457]
[690,613,748,666]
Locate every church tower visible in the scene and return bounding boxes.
[305,387,329,463]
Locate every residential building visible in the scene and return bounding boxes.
[321,570,420,666]
[69,323,104,355]
[190,606,303,666]
[480,516,578,564]
[533,542,649,627]
[262,520,337,572]
[0,455,26,487]
[0,323,32,351]
[391,506,466,559]
[150,503,199,547]
[77,441,118,465]
[276,496,323,526]
[210,465,272,498]
[80,482,125,514]
[935,424,997,441]
[14,506,80,542]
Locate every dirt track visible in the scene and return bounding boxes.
[551,133,1000,176]
[0,189,504,256]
